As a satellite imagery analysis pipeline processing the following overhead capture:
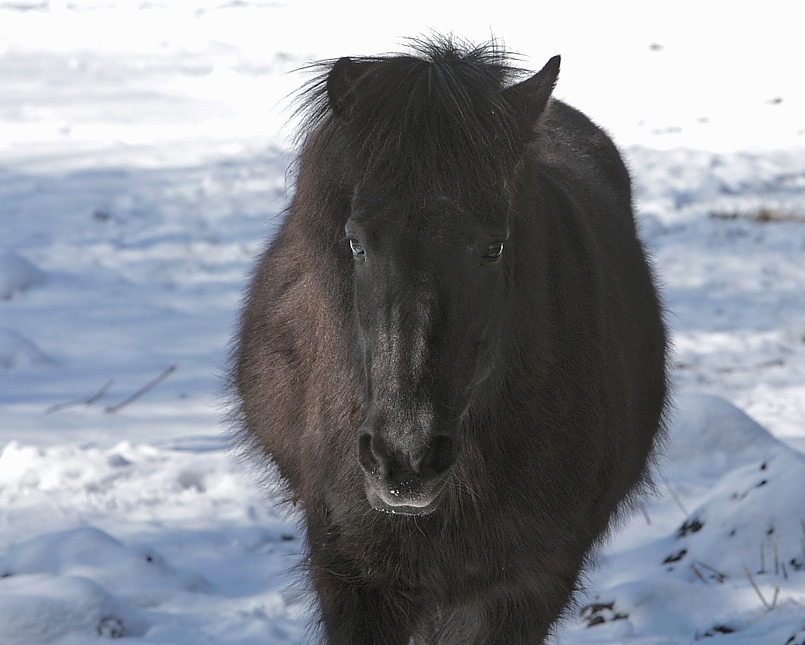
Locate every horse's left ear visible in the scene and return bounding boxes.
[502,55,561,140]
[327,57,365,118]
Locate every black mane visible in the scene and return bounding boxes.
[297,37,532,196]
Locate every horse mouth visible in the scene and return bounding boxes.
[364,479,445,516]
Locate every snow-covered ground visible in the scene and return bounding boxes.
[2,1,805,643]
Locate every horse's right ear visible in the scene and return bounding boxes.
[502,55,561,141]
[327,57,364,118]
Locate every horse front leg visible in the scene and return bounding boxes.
[426,584,572,645]
[308,554,421,645]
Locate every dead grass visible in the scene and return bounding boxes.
[709,206,805,223]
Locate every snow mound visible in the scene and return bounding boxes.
[0,527,212,607]
[665,393,782,462]
[0,252,46,300]
[565,394,805,644]
[662,393,787,481]
[0,329,56,370]
[0,574,149,644]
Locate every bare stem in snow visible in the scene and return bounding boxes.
[45,379,115,414]
[691,564,708,585]
[105,364,178,414]
[662,476,689,518]
[696,561,727,583]
[774,542,780,576]
[744,567,772,611]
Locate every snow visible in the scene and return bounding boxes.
[0,252,47,300]
[0,441,308,644]
[1,0,805,642]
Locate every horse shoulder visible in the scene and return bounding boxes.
[235,216,336,481]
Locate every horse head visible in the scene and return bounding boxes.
[326,50,560,514]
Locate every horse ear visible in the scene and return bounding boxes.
[327,57,364,118]
[502,55,561,140]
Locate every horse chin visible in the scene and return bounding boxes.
[364,481,444,516]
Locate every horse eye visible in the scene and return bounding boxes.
[484,241,504,261]
[349,238,366,258]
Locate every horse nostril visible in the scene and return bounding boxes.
[421,435,456,478]
[358,432,380,475]
[359,430,456,484]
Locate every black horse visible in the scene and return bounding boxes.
[233,37,667,645]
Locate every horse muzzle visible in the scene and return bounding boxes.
[363,478,446,515]
[358,431,456,516]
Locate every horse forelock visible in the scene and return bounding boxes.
[296,37,529,199]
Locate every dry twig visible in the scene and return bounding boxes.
[695,561,727,583]
[744,567,772,611]
[691,564,709,585]
[662,476,689,518]
[45,379,115,414]
[105,364,178,414]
